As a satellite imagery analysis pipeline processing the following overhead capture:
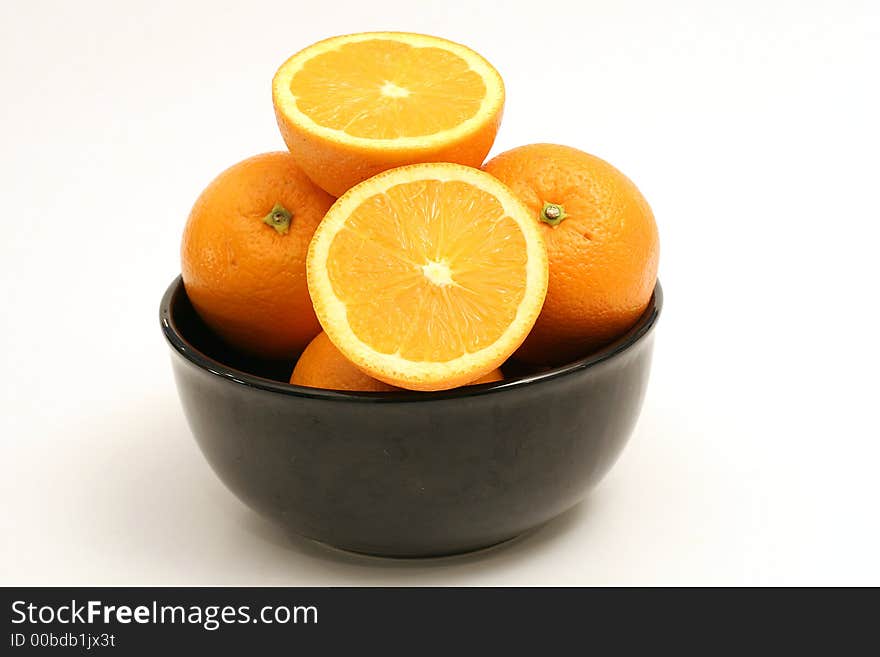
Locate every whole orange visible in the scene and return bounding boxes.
[291,332,503,392]
[181,152,335,360]
[483,144,659,365]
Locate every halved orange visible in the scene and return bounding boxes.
[272,32,505,196]
[307,163,548,391]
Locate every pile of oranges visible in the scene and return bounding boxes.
[181,32,659,392]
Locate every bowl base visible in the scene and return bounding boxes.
[303,529,537,561]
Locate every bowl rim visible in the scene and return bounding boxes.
[160,276,662,403]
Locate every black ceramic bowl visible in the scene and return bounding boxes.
[160,276,662,557]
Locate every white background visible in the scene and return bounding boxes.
[2,0,878,585]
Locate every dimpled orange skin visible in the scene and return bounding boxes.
[181,152,335,360]
[275,113,502,198]
[272,33,505,197]
[291,332,503,392]
[483,144,659,365]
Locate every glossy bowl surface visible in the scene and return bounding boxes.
[160,276,662,557]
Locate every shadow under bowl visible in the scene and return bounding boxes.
[160,276,662,557]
